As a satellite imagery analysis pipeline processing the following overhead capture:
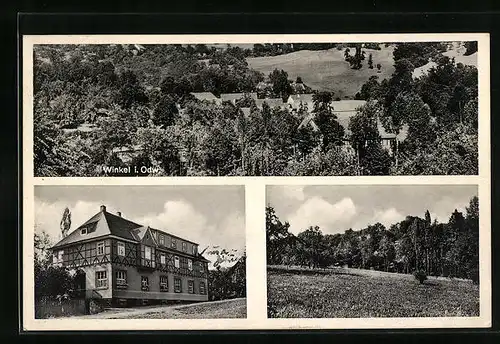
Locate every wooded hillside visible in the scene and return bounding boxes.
[33,42,478,176]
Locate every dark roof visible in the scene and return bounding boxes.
[51,208,201,249]
[51,210,142,249]
[150,227,199,246]
[190,92,219,102]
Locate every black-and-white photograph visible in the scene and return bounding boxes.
[32,40,479,177]
[33,185,246,319]
[266,185,480,318]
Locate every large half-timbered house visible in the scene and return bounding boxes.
[50,205,210,307]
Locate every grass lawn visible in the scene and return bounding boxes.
[267,266,479,318]
[246,47,395,97]
[109,298,247,319]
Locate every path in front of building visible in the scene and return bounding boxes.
[73,298,247,319]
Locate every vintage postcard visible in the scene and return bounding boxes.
[22,33,490,330]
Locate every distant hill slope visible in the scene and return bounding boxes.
[246,46,395,98]
[413,42,478,79]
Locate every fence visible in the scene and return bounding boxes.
[35,297,86,319]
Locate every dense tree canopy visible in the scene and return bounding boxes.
[33,42,478,176]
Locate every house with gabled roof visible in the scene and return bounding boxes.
[50,205,210,308]
[295,99,407,155]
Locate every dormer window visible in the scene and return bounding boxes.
[159,234,165,246]
[171,238,177,249]
[192,245,197,255]
[182,242,187,252]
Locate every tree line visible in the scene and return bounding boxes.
[266,195,479,283]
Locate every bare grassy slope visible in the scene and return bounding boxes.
[246,46,395,97]
[267,266,479,318]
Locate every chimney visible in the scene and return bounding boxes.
[100,205,106,212]
[117,211,122,217]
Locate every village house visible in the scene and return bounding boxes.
[293,96,408,155]
[50,205,210,308]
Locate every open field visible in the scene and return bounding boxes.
[247,47,395,97]
[76,298,247,319]
[267,266,479,318]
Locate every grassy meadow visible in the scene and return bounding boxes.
[246,46,395,98]
[267,266,479,318]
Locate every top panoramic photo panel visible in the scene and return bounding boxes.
[31,39,481,177]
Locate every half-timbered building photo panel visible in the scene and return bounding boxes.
[33,185,246,319]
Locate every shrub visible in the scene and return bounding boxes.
[413,270,428,284]
[469,267,479,285]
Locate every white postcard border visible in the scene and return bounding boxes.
[22,33,491,331]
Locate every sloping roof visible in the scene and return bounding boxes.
[240,107,251,118]
[51,208,142,249]
[330,100,367,136]
[331,100,366,113]
[298,115,320,132]
[220,93,257,102]
[150,227,199,246]
[190,92,219,102]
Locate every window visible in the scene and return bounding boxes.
[160,276,168,291]
[171,238,177,249]
[182,242,187,252]
[57,250,64,262]
[174,277,182,293]
[144,246,151,260]
[141,276,149,291]
[174,256,180,268]
[116,270,127,287]
[192,245,197,255]
[81,228,87,235]
[188,280,194,294]
[97,242,105,255]
[117,242,125,256]
[159,234,165,246]
[199,281,206,295]
[198,262,205,273]
[188,259,193,271]
[160,253,166,265]
[96,271,108,288]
